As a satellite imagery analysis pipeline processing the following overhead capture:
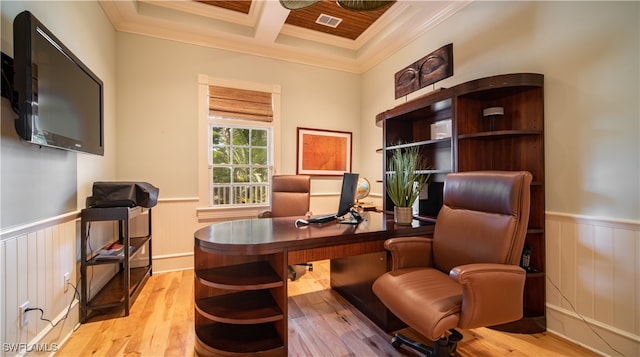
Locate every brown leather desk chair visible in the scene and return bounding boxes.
[258,175,311,219]
[258,175,312,280]
[373,171,532,356]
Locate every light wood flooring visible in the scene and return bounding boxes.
[57,261,598,356]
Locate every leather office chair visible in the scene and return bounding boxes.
[258,175,313,280]
[373,171,532,357]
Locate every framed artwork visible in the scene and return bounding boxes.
[296,127,352,176]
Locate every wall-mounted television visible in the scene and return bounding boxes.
[13,11,104,155]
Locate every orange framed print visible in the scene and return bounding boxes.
[296,127,352,176]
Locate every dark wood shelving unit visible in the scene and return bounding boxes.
[80,206,152,322]
[377,72,546,333]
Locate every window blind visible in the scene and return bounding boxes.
[209,85,273,122]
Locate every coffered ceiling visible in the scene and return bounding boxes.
[99,0,470,73]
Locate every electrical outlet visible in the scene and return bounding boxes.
[64,272,71,292]
[19,301,29,329]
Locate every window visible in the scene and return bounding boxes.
[197,75,281,218]
[209,122,272,206]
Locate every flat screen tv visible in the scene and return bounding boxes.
[13,11,104,155]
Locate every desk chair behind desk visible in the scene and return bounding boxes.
[258,174,313,280]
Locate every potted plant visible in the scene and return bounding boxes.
[386,145,430,224]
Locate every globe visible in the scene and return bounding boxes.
[355,177,370,201]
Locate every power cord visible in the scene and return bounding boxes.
[24,308,54,328]
[546,276,625,356]
[24,282,80,330]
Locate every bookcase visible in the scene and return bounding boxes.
[376,73,546,333]
[80,206,153,322]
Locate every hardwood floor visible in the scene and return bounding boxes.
[57,261,598,356]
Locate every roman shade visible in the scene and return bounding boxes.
[209,85,273,122]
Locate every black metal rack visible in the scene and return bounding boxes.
[80,206,152,322]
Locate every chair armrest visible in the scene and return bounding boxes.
[384,237,434,270]
[449,263,526,329]
[257,210,272,218]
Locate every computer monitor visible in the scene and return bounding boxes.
[336,173,359,218]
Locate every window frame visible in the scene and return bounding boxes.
[197,75,281,220]
[208,119,273,207]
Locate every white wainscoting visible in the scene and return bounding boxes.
[546,212,640,356]
[151,198,206,273]
[1,217,79,356]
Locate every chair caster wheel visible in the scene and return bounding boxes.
[448,343,457,355]
[391,336,402,349]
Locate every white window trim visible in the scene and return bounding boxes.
[197,74,281,219]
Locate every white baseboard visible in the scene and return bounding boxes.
[152,252,194,273]
[547,304,640,357]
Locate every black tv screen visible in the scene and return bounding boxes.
[13,11,104,155]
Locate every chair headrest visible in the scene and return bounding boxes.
[272,175,311,193]
[443,171,532,215]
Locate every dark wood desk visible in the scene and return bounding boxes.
[193,212,433,357]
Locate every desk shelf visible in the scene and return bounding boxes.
[196,261,283,290]
[194,250,286,356]
[195,322,284,356]
[195,290,283,324]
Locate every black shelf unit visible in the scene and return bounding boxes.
[80,206,152,322]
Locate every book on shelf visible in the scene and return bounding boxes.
[95,243,133,260]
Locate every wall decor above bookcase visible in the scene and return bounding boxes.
[394,43,454,98]
[376,72,546,334]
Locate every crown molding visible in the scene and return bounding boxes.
[99,0,470,74]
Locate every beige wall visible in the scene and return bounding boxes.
[362,1,639,221]
[115,32,361,199]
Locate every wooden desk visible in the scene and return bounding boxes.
[193,212,433,357]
